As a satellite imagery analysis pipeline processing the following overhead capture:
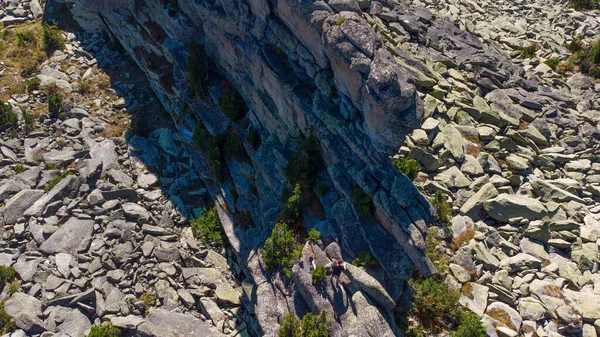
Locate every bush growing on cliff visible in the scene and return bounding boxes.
[430,190,452,223]
[190,205,225,247]
[26,77,41,93]
[42,25,65,53]
[283,184,302,221]
[278,311,331,337]
[409,277,462,333]
[352,185,373,220]
[312,265,326,285]
[262,222,302,278]
[352,252,378,267]
[392,157,421,181]
[307,228,321,243]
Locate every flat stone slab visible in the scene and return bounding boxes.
[39,217,94,255]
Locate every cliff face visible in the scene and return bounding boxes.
[50,0,528,334]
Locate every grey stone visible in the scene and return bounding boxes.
[484,194,548,223]
[137,308,226,337]
[24,175,80,217]
[3,189,44,225]
[39,217,94,255]
[3,293,44,333]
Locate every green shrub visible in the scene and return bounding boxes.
[352,185,372,218]
[312,265,326,285]
[23,111,35,134]
[567,38,600,78]
[315,182,328,196]
[187,44,208,98]
[88,323,121,337]
[12,162,26,174]
[307,228,321,243]
[42,25,65,53]
[48,92,63,117]
[285,151,311,187]
[569,0,598,9]
[278,311,331,337]
[544,57,560,70]
[430,190,452,223]
[410,277,462,333]
[518,43,539,59]
[352,252,378,267]
[17,30,36,46]
[392,157,421,181]
[192,124,230,182]
[44,171,72,192]
[139,293,157,317]
[0,101,17,129]
[283,184,302,221]
[451,311,486,337]
[566,37,584,53]
[0,266,16,289]
[0,300,15,335]
[218,95,245,122]
[262,222,302,278]
[190,205,225,247]
[279,313,301,337]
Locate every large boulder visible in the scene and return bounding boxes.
[137,308,226,337]
[3,189,44,225]
[483,194,548,222]
[3,293,44,333]
[24,175,81,217]
[39,217,94,255]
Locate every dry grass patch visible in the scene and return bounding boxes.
[543,284,564,298]
[488,308,516,331]
[450,228,476,251]
[461,282,474,300]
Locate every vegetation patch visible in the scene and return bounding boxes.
[315,182,328,196]
[409,277,462,333]
[569,0,598,10]
[26,76,41,93]
[190,205,225,247]
[262,222,303,278]
[307,228,321,243]
[44,171,73,191]
[139,293,157,317]
[12,162,26,174]
[283,184,302,222]
[187,44,209,98]
[88,323,121,337]
[48,92,64,119]
[312,265,326,285]
[42,24,65,53]
[352,252,378,267]
[544,57,560,70]
[430,190,452,223]
[450,228,476,251]
[392,157,421,181]
[335,17,347,25]
[0,300,15,335]
[0,101,17,130]
[517,43,539,59]
[450,311,486,337]
[218,94,246,122]
[352,185,373,220]
[0,266,16,289]
[278,310,331,337]
[487,307,516,331]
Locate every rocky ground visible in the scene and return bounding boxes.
[0,12,255,337]
[399,0,600,336]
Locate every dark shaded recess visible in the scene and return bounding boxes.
[142,20,169,45]
[133,46,176,94]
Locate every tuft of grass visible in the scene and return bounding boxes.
[392,157,421,181]
[450,311,486,337]
[190,205,225,247]
[88,323,121,337]
[44,171,72,192]
[42,24,65,53]
[0,300,16,335]
[449,228,476,251]
[557,61,575,74]
[139,293,157,317]
[352,252,378,267]
[48,92,63,118]
[487,308,516,331]
[12,162,27,174]
[312,265,326,285]
[430,190,452,223]
[45,162,59,170]
[16,30,36,46]
[544,57,560,70]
